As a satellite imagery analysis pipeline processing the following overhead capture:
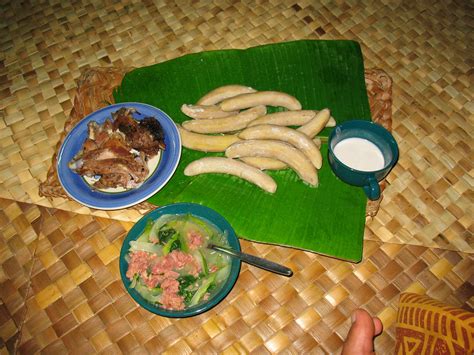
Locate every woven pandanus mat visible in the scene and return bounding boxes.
[38,67,392,219]
[0,199,43,354]
[1,200,470,354]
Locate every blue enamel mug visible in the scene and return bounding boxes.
[328,120,399,200]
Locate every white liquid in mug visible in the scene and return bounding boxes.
[333,137,385,171]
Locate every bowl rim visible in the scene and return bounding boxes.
[119,202,241,318]
[328,119,399,173]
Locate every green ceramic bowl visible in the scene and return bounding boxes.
[119,203,241,318]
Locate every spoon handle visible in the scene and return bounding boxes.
[209,244,293,277]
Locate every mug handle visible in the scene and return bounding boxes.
[363,176,380,201]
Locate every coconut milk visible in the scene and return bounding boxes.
[333,137,385,171]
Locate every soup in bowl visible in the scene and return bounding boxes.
[119,203,241,317]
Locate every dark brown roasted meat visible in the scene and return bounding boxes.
[112,108,166,156]
[69,107,165,190]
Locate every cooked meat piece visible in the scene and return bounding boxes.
[100,135,132,157]
[71,134,150,189]
[82,138,98,153]
[137,117,166,153]
[139,117,165,144]
[102,119,114,132]
[87,121,99,139]
[93,173,138,189]
[80,147,127,163]
[70,131,129,167]
[75,156,149,189]
[112,108,139,137]
[112,108,165,156]
[88,119,120,147]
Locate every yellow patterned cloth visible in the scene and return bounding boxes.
[396,293,474,354]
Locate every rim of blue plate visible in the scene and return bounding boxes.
[57,102,181,210]
[119,203,242,318]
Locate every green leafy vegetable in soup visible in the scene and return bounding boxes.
[126,214,232,310]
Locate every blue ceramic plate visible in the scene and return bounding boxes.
[119,203,241,318]
[57,103,181,210]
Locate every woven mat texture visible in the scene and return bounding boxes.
[0,198,471,354]
[0,1,473,353]
[0,199,43,353]
[1,1,472,253]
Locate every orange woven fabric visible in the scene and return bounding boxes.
[396,293,474,354]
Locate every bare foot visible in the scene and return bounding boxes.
[341,309,383,355]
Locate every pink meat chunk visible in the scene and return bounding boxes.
[127,249,202,310]
[187,230,204,250]
[126,251,150,280]
[160,282,185,310]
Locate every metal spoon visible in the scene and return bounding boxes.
[208,243,293,277]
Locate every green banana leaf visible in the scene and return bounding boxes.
[114,40,370,262]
